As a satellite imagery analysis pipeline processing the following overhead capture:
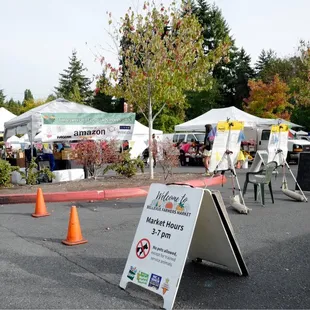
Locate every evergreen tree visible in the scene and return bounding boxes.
[0,89,5,106]
[195,1,230,53]
[219,47,255,109]
[92,72,122,112]
[4,98,22,115]
[23,89,34,105]
[185,82,221,120]
[55,50,92,104]
[255,49,277,75]
[46,94,56,102]
[184,0,255,117]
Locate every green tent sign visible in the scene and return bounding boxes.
[39,113,136,141]
[42,113,136,125]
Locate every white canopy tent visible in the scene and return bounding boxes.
[4,98,163,141]
[4,98,102,142]
[290,129,308,136]
[5,135,30,150]
[132,121,162,136]
[6,135,21,144]
[0,107,16,133]
[3,98,162,159]
[175,107,264,131]
[259,118,302,128]
[175,106,302,132]
[129,121,163,159]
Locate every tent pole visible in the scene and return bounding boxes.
[30,118,33,159]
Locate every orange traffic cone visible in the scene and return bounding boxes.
[32,188,51,218]
[62,206,87,246]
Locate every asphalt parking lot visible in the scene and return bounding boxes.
[0,167,309,309]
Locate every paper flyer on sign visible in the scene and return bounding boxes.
[119,183,205,310]
[267,125,289,165]
[38,112,136,141]
[209,121,244,172]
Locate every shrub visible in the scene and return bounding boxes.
[104,149,144,178]
[23,158,55,185]
[0,159,19,187]
[73,140,121,179]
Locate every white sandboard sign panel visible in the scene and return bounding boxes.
[119,184,248,310]
[209,121,244,172]
[267,124,289,165]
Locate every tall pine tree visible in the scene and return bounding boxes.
[0,89,5,106]
[214,47,255,109]
[23,89,34,103]
[55,50,92,104]
[255,49,277,76]
[185,0,255,117]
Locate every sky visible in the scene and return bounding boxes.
[0,0,309,102]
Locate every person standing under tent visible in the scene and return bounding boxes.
[151,133,158,168]
[202,124,215,175]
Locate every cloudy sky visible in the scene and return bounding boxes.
[0,0,309,101]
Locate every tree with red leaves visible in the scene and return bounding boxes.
[73,140,120,179]
[243,74,293,120]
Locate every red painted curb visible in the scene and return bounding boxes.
[0,175,226,205]
[104,188,149,200]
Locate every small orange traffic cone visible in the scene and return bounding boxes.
[62,206,87,246]
[32,188,51,218]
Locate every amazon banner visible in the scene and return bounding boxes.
[37,113,136,142]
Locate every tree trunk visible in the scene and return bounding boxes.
[148,97,154,179]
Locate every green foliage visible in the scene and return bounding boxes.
[0,98,22,115]
[0,89,5,105]
[138,104,186,132]
[92,72,121,112]
[153,111,184,133]
[250,41,310,128]
[227,48,255,108]
[104,150,144,178]
[23,89,34,104]
[23,159,55,185]
[103,1,227,120]
[192,0,230,53]
[0,160,19,187]
[255,49,277,75]
[190,0,254,110]
[0,91,56,116]
[20,98,46,114]
[46,94,57,102]
[103,1,227,178]
[257,58,296,84]
[291,106,310,131]
[185,82,221,120]
[55,50,92,104]
[68,82,82,104]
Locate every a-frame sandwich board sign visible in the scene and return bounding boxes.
[119,183,248,310]
[188,190,248,276]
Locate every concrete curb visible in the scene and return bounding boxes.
[0,175,226,204]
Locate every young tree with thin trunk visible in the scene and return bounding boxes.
[100,1,228,179]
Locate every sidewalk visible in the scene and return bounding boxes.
[0,175,226,204]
